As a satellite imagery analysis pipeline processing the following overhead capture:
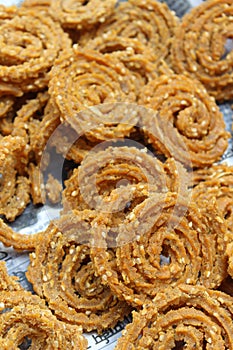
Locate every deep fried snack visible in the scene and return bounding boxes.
[63,146,189,216]
[64,182,154,248]
[17,95,61,206]
[0,6,71,96]
[192,163,232,185]
[0,117,14,136]
[28,163,45,205]
[81,0,178,66]
[50,0,117,30]
[115,284,233,349]
[0,262,87,350]
[84,33,158,96]
[0,92,49,140]
[0,136,30,221]
[26,211,131,333]
[0,176,30,222]
[171,0,233,101]
[49,48,136,135]
[0,5,17,25]
[0,218,42,251]
[139,74,230,168]
[0,304,87,349]
[0,261,23,291]
[0,95,23,136]
[91,192,228,307]
[192,163,233,234]
[58,103,139,144]
[0,6,21,96]
[12,91,50,158]
[191,164,233,279]
[32,97,61,163]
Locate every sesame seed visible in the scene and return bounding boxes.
[43,275,48,282]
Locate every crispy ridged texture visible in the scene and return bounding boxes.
[63,146,189,247]
[0,262,87,349]
[26,211,131,333]
[50,0,117,29]
[80,0,178,67]
[0,6,71,95]
[139,74,229,168]
[84,32,159,97]
[0,136,30,221]
[48,48,136,133]
[115,284,233,349]
[192,164,233,280]
[92,192,228,307]
[171,0,233,101]
[192,163,233,235]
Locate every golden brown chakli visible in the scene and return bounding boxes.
[171,0,233,101]
[0,261,87,349]
[115,284,233,349]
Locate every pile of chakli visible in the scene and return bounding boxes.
[0,0,232,348]
[0,261,87,349]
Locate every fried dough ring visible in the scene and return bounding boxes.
[139,74,229,168]
[171,0,233,101]
[84,33,158,97]
[0,7,71,95]
[50,0,117,30]
[0,262,87,350]
[91,192,228,307]
[49,48,136,138]
[26,211,131,333]
[82,0,178,66]
[115,284,233,349]
[63,145,189,220]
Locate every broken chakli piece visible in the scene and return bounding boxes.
[0,218,42,251]
[0,90,63,209]
[91,192,228,308]
[0,261,88,349]
[171,0,233,102]
[25,210,132,334]
[115,284,233,349]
